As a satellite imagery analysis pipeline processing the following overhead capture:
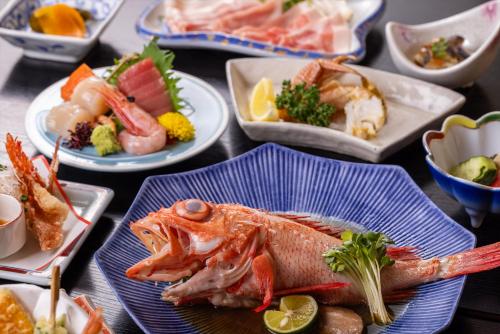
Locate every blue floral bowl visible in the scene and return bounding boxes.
[423,112,500,228]
[0,0,123,62]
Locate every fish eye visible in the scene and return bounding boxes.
[175,199,211,221]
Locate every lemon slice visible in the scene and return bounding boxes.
[250,78,279,122]
[263,295,318,334]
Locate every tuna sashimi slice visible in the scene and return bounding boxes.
[117,58,174,115]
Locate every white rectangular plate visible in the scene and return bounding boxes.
[226,58,466,162]
[0,157,113,285]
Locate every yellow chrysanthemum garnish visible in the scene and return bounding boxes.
[157,112,195,142]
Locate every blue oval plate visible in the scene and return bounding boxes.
[95,143,475,334]
[25,68,229,172]
[135,0,385,61]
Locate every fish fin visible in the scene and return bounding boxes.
[252,252,275,313]
[440,242,500,279]
[387,246,420,261]
[276,214,344,238]
[274,282,349,297]
[383,288,417,303]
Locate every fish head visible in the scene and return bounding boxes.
[126,199,268,289]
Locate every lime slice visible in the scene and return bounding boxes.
[249,78,279,122]
[263,295,318,334]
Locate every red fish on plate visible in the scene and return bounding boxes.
[125,199,500,311]
[117,58,174,117]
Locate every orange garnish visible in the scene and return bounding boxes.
[61,63,94,101]
[32,4,86,38]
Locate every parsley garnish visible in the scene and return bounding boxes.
[431,38,448,59]
[276,80,335,127]
[20,194,28,202]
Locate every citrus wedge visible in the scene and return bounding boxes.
[263,295,318,334]
[250,78,279,122]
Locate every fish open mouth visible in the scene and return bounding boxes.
[125,216,220,282]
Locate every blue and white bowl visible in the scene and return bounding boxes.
[423,112,500,228]
[0,0,124,62]
[96,143,475,334]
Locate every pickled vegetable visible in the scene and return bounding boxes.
[450,155,497,185]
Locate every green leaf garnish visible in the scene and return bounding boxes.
[276,80,335,127]
[431,38,448,59]
[104,38,184,111]
[20,194,28,202]
[283,0,305,11]
[323,231,395,325]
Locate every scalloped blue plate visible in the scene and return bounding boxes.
[135,0,385,61]
[95,143,475,334]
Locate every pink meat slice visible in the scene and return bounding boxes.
[163,0,351,53]
[117,58,173,117]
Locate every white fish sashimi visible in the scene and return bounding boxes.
[46,102,94,137]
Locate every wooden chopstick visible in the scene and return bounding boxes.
[50,265,61,333]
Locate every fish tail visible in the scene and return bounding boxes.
[440,242,500,279]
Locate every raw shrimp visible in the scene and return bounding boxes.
[46,102,94,137]
[71,76,109,117]
[96,85,167,155]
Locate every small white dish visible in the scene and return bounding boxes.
[0,194,26,259]
[0,156,113,285]
[2,284,89,331]
[0,0,124,62]
[226,57,465,162]
[385,0,500,88]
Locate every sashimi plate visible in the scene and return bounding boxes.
[135,0,385,61]
[227,58,466,162]
[25,68,229,172]
[95,143,475,334]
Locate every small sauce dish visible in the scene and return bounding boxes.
[0,194,26,258]
[386,0,500,88]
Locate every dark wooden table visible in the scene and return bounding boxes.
[1,0,499,333]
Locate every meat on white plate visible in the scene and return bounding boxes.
[164,0,352,53]
[117,58,174,117]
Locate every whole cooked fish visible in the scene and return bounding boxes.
[126,199,500,311]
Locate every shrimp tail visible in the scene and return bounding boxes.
[95,85,142,135]
[5,133,45,187]
[440,242,500,279]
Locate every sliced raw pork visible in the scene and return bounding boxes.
[164,0,352,53]
[117,58,173,117]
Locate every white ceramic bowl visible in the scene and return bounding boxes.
[0,194,26,259]
[0,0,124,62]
[423,112,500,227]
[1,284,90,331]
[385,0,500,88]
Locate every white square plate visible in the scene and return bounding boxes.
[226,58,466,162]
[0,156,113,285]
